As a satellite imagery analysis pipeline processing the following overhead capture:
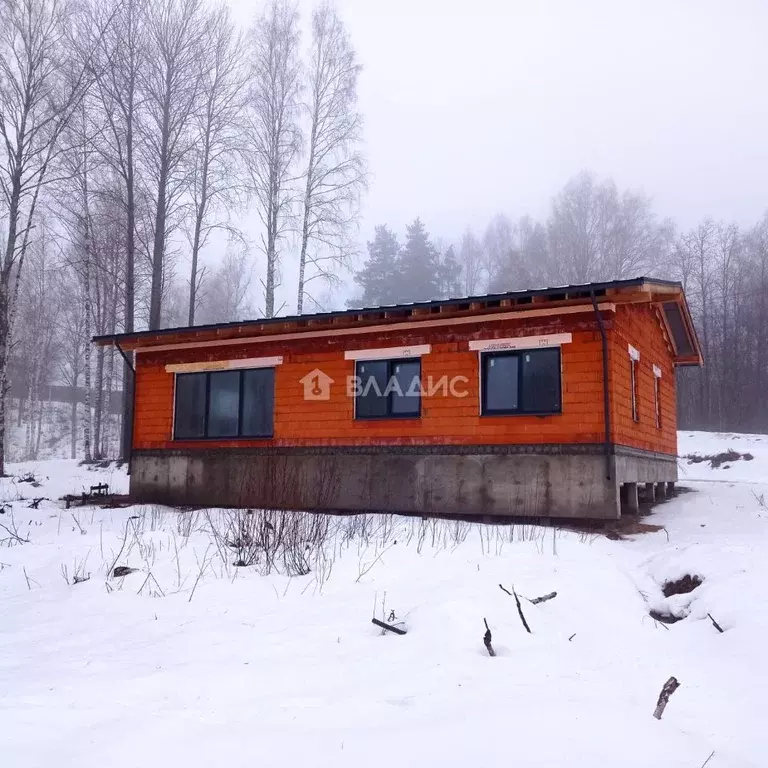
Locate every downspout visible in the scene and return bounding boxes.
[590,290,612,480]
[114,341,135,475]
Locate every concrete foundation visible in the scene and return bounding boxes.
[130,444,679,521]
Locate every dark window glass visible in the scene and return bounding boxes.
[173,367,275,440]
[482,348,561,415]
[483,354,519,413]
[521,348,560,413]
[630,359,639,422]
[174,373,206,438]
[355,358,421,419]
[356,360,389,418]
[242,368,275,436]
[391,360,421,415]
[207,371,240,437]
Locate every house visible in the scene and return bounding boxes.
[93,277,702,520]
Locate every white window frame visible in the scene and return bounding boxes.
[653,364,662,429]
[628,345,640,422]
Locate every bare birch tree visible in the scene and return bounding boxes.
[142,0,207,330]
[0,0,100,474]
[91,0,146,459]
[295,0,364,314]
[186,2,248,325]
[246,0,301,318]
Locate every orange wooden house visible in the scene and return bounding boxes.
[94,277,702,520]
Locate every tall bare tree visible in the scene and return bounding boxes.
[295,0,364,315]
[186,2,247,325]
[91,0,145,459]
[0,0,99,474]
[142,0,207,330]
[246,0,301,318]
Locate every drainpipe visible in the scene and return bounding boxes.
[115,341,135,475]
[590,291,612,480]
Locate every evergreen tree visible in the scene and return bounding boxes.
[397,217,440,302]
[438,244,462,298]
[352,225,400,306]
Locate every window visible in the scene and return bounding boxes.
[653,364,662,429]
[630,359,639,422]
[628,345,640,422]
[355,358,421,419]
[481,347,561,415]
[174,368,275,439]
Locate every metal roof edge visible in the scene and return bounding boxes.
[93,276,682,346]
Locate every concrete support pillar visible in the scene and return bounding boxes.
[666,481,675,497]
[644,482,656,503]
[625,482,639,513]
[655,481,667,500]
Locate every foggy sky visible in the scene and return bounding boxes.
[229,0,768,305]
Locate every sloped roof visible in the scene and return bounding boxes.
[93,276,702,366]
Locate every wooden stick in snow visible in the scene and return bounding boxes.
[499,583,532,633]
[653,676,680,720]
[372,618,407,635]
[707,613,724,633]
[529,591,557,605]
[483,618,495,657]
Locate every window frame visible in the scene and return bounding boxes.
[653,364,662,430]
[480,347,562,416]
[353,357,422,420]
[173,367,275,440]
[628,345,640,423]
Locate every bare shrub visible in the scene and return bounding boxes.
[61,554,91,585]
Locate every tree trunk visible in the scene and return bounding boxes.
[93,345,105,460]
[149,84,172,331]
[70,379,78,460]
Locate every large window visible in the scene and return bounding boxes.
[355,359,421,419]
[481,348,561,415]
[174,368,275,439]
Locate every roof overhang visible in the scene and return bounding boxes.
[94,277,703,367]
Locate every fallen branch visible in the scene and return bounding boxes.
[0,521,29,544]
[499,583,533,633]
[707,613,724,633]
[529,591,557,605]
[653,676,680,720]
[372,618,407,636]
[483,618,495,657]
[699,751,715,768]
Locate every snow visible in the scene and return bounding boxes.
[1,435,767,768]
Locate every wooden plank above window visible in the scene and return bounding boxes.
[468,333,572,353]
[344,344,431,361]
[165,356,283,374]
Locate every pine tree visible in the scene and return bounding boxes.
[438,244,462,298]
[352,225,400,306]
[397,218,440,303]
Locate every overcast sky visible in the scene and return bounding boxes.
[229,0,768,306]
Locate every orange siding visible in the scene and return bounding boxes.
[609,303,677,455]
[132,306,677,456]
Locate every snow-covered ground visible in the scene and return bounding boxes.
[1,433,767,767]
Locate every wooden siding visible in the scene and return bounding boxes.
[609,303,677,455]
[133,305,678,456]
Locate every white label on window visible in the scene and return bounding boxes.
[344,344,431,361]
[469,333,572,352]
